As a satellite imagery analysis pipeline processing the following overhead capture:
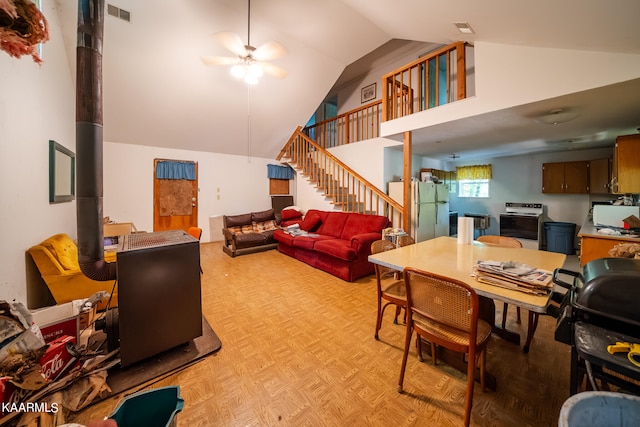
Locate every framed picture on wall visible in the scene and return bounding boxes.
[361,83,376,103]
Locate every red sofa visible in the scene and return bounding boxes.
[273,209,390,281]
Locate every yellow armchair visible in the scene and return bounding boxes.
[28,234,118,310]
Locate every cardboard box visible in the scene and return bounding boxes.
[78,304,97,331]
[31,302,80,343]
[104,222,135,237]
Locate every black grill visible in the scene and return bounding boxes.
[553,258,640,395]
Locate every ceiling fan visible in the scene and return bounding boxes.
[202,0,288,84]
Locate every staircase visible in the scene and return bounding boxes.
[277,127,404,225]
[275,41,469,227]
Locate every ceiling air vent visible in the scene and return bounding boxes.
[107,4,131,22]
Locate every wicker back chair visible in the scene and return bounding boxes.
[399,268,491,427]
[396,235,415,247]
[476,235,523,330]
[371,240,407,340]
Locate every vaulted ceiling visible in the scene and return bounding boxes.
[54,0,640,160]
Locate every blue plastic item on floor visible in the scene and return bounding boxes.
[558,391,640,427]
[108,386,184,427]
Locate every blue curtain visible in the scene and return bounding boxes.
[267,164,294,180]
[156,161,196,180]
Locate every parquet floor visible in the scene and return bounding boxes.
[70,242,574,426]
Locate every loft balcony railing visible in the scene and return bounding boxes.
[382,41,467,121]
[301,42,467,149]
[303,100,382,149]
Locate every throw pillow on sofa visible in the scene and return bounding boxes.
[281,209,302,221]
[254,220,277,232]
[300,213,322,231]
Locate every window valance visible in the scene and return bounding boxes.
[156,161,196,180]
[456,164,492,180]
[267,164,294,180]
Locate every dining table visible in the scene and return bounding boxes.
[368,236,567,390]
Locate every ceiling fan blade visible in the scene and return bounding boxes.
[253,40,287,61]
[261,62,288,79]
[212,31,247,57]
[201,56,238,66]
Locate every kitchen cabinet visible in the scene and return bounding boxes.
[419,168,456,192]
[588,158,611,194]
[579,235,625,265]
[611,134,640,194]
[578,217,639,265]
[542,161,588,194]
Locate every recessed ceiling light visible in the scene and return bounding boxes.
[454,22,474,34]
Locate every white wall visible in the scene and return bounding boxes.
[104,142,279,243]
[0,4,77,305]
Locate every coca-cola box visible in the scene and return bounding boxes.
[39,335,80,382]
[0,377,33,418]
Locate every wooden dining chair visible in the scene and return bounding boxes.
[476,235,523,328]
[399,267,492,427]
[396,235,415,247]
[371,240,407,340]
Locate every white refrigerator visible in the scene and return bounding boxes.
[388,181,450,242]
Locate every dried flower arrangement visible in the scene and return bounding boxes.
[0,0,49,63]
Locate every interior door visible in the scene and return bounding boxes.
[153,159,198,232]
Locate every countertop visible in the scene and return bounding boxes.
[578,215,640,241]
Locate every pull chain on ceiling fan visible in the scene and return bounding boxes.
[202,0,288,84]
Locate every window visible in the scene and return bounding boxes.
[456,164,492,198]
[458,179,490,197]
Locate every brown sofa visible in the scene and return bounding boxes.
[222,209,280,257]
[273,209,390,281]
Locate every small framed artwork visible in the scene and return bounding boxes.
[361,82,376,103]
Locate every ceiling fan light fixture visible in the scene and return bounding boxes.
[248,62,263,78]
[244,73,259,85]
[230,63,246,79]
[204,0,287,84]
[535,108,580,125]
[230,59,263,84]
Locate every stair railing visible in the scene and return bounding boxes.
[382,41,467,121]
[277,127,404,225]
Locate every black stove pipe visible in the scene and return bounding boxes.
[76,0,116,281]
